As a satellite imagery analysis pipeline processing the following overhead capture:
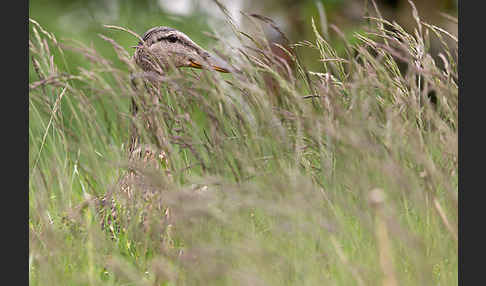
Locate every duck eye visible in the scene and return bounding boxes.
[167,35,178,43]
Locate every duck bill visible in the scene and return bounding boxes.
[189,55,231,73]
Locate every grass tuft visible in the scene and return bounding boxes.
[29,3,457,285]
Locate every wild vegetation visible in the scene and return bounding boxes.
[29,2,457,285]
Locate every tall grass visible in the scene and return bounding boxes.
[29,2,457,285]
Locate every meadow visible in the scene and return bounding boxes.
[29,2,458,285]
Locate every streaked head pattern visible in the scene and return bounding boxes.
[134,26,231,74]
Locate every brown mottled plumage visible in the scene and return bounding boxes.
[117,27,231,229]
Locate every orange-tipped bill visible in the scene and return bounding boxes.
[189,55,231,73]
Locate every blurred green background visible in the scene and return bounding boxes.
[29,0,458,81]
[29,2,458,284]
